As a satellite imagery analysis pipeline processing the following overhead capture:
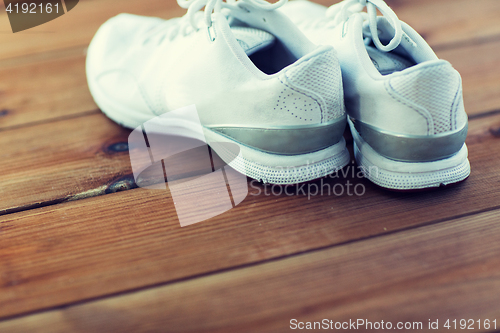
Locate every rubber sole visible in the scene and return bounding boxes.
[349,119,471,190]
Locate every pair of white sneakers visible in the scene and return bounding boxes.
[86,0,470,190]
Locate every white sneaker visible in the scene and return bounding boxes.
[282,0,471,190]
[86,0,349,185]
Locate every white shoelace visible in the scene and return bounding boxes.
[177,0,288,30]
[321,0,403,52]
[145,0,288,43]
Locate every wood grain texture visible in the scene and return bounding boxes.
[0,113,133,215]
[0,47,97,130]
[1,208,500,333]
[384,0,500,50]
[0,0,185,61]
[438,40,500,116]
[0,113,499,319]
[0,0,498,61]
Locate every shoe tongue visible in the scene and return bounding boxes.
[230,26,276,56]
[366,45,413,75]
[226,5,315,58]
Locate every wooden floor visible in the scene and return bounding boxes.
[0,0,499,332]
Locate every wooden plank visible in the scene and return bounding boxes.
[0,113,133,215]
[385,0,500,50]
[1,207,500,332]
[0,0,185,61]
[0,47,98,129]
[437,41,500,116]
[0,0,498,62]
[0,113,499,319]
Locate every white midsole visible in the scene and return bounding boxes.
[349,118,471,189]
[206,128,350,184]
[349,119,468,172]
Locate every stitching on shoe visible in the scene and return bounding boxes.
[451,77,463,130]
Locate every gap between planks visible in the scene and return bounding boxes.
[0,208,499,332]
